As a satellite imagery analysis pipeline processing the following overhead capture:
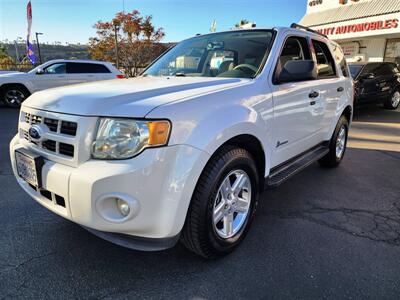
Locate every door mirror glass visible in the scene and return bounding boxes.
[277,60,317,84]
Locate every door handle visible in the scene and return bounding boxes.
[337,87,344,92]
[309,91,319,99]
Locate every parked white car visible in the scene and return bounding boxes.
[0,59,124,107]
[10,25,353,258]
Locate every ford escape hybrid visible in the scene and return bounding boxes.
[10,24,353,258]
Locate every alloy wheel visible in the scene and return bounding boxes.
[336,125,347,159]
[391,91,400,108]
[4,89,26,107]
[213,169,251,239]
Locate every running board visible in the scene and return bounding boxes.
[266,144,329,189]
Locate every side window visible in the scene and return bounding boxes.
[331,42,349,77]
[44,63,66,74]
[365,64,391,77]
[67,63,111,74]
[361,63,379,77]
[274,36,311,83]
[312,40,336,78]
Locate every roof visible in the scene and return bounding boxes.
[300,0,400,27]
[46,59,111,64]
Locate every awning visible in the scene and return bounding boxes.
[300,0,400,27]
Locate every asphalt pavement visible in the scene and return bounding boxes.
[0,103,399,299]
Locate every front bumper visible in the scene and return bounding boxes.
[10,135,210,245]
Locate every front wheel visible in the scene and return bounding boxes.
[319,115,349,168]
[1,85,30,108]
[181,146,259,259]
[383,90,400,110]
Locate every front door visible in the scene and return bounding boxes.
[30,62,69,92]
[270,35,325,167]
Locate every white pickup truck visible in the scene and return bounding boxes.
[10,25,353,258]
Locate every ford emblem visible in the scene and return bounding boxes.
[28,125,43,141]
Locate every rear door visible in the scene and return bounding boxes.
[311,39,347,138]
[66,62,113,83]
[375,63,397,100]
[270,35,326,167]
[358,63,382,100]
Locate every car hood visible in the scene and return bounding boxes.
[23,77,250,117]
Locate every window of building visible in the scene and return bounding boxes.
[384,39,400,66]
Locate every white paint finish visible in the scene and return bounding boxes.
[23,77,251,118]
[10,27,354,243]
[0,59,122,94]
[10,134,210,238]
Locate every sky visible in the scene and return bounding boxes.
[0,0,308,44]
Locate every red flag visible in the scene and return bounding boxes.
[27,1,32,36]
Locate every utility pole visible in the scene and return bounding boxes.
[14,41,20,62]
[113,23,120,70]
[35,32,43,64]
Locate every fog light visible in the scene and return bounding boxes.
[116,198,130,217]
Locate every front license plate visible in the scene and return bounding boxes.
[15,149,44,188]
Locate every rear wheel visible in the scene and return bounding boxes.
[181,146,259,259]
[384,90,400,110]
[1,85,30,108]
[319,116,349,168]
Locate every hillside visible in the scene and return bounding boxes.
[4,43,90,63]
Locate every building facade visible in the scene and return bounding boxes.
[300,0,400,64]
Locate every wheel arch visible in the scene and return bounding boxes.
[204,134,267,192]
[0,83,32,96]
[341,105,353,125]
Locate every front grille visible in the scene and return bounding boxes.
[22,112,78,159]
[29,185,66,208]
[60,121,77,136]
[44,118,58,132]
[59,143,74,157]
[25,113,78,137]
[25,113,42,124]
[42,140,56,152]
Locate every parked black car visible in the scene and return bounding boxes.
[349,62,400,110]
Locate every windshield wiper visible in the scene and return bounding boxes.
[174,73,186,77]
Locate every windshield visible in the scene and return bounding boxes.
[144,30,274,79]
[349,65,363,79]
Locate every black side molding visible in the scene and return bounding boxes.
[265,142,330,189]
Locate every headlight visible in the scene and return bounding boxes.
[92,118,171,159]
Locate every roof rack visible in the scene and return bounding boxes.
[290,23,328,38]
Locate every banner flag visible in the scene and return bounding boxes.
[26,1,36,64]
[27,41,37,65]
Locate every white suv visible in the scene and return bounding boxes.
[10,25,353,258]
[0,59,124,108]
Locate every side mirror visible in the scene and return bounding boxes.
[277,60,317,84]
[359,73,374,81]
[36,68,44,75]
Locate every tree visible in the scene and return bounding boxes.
[235,19,250,28]
[88,10,166,77]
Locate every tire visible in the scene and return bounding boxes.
[319,115,349,168]
[181,146,259,259]
[383,90,400,110]
[1,85,30,108]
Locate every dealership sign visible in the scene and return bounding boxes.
[315,19,399,36]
